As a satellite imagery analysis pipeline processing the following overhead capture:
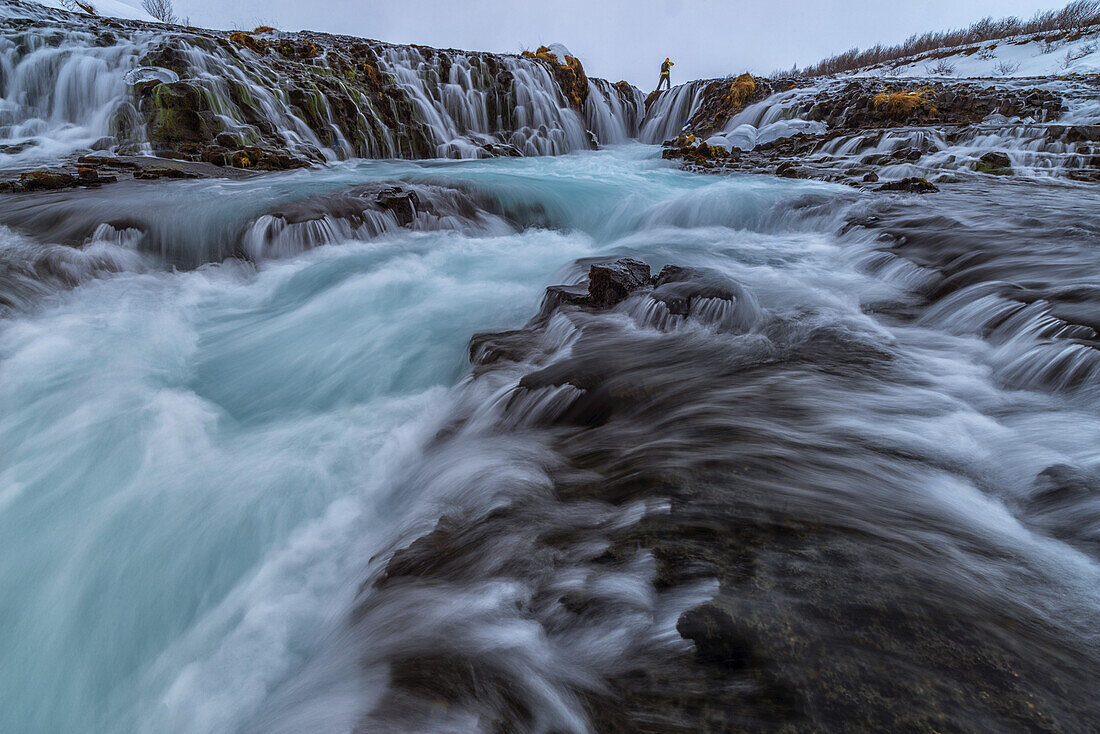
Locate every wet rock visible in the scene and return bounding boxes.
[677,604,756,670]
[534,258,655,324]
[686,74,763,135]
[143,80,225,147]
[1022,465,1100,559]
[588,258,652,306]
[662,139,730,165]
[273,38,322,60]
[644,89,663,112]
[776,161,804,178]
[891,147,923,162]
[1063,125,1100,143]
[0,140,37,154]
[374,187,420,226]
[804,80,1063,131]
[133,167,200,180]
[90,136,116,151]
[862,171,879,183]
[228,146,309,170]
[974,151,1014,176]
[16,170,77,191]
[876,177,938,193]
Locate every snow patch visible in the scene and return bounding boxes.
[546,43,574,62]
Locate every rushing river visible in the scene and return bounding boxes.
[1,145,1099,732]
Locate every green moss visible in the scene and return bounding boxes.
[973,161,1014,175]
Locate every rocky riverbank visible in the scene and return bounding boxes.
[656,74,1100,187]
[350,254,1100,732]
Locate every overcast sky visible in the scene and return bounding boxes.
[177,0,1072,87]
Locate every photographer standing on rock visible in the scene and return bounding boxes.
[656,57,674,91]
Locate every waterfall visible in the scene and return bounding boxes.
[0,1,646,165]
[0,8,155,166]
[638,80,708,144]
[585,78,645,144]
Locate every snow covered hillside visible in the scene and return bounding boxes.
[849,25,1100,78]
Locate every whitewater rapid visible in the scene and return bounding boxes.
[1,145,1099,732]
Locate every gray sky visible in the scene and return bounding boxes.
[178,0,1072,86]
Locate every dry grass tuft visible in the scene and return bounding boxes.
[228,31,267,54]
[873,87,936,119]
[728,73,757,109]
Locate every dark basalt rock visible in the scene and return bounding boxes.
[1021,464,1100,560]
[1061,124,1100,143]
[686,74,767,137]
[876,177,938,193]
[651,264,740,315]
[661,139,732,166]
[676,604,756,670]
[531,258,654,326]
[776,161,804,178]
[374,187,419,226]
[588,258,652,306]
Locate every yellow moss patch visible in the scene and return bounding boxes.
[359,61,384,90]
[873,87,936,120]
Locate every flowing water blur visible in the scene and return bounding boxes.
[2,145,1099,732]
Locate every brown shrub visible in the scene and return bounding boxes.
[253,26,276,33]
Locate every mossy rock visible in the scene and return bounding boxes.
[145,81,225,146]
[525,45,589,111]
[974,151,1013,176]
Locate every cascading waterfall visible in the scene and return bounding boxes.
[0,0,647,166]
[638,79,708,143]
[0,13,156,165]
[584,78,644,144]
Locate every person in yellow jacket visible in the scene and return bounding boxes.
[656,58,674,91]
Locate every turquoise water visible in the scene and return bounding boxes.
[3,146,1098,733]
[0,146,844,733]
